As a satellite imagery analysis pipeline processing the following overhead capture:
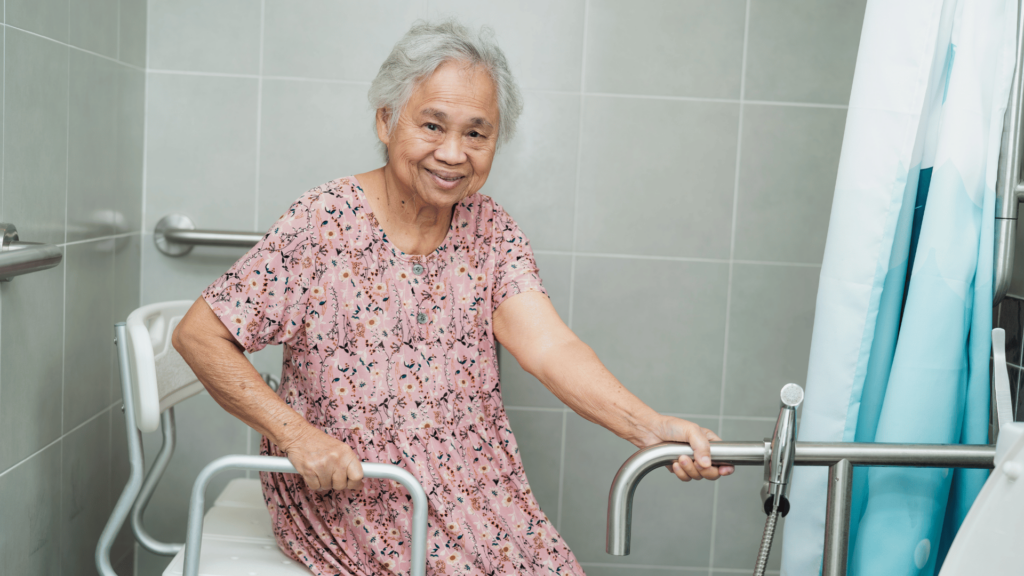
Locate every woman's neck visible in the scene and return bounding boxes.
[357,167,455,256]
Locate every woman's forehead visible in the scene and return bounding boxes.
[405,63,499,125]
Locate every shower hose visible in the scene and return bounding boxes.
[753,505,780,576]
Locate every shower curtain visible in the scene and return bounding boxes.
[780,1,1017,575]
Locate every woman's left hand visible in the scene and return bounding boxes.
[646,416,735,481]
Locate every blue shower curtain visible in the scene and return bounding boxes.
[780,1,1017,575]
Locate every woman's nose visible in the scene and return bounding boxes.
[434,133,467,165]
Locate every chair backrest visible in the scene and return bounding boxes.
[125,300,205,433]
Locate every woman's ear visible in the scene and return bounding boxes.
[375,108,391,146]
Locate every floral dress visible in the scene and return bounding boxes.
[203,177,585,576]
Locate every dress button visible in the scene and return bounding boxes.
[412,263,425,275]
[417,312,428,324]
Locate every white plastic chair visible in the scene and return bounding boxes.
[96,300,428,576]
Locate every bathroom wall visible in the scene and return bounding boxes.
[136,1,865,575]
[0,0,147,574]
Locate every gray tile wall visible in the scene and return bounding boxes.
[0,0,147,574]
[137,1,866,575]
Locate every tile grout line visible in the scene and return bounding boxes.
[532,249,821,268]
[710,1,752,573]
[558,0,589,535]
[58,230,141,248]
[138,68,849,110]
[139,3,153,307]
[252,0,266,231]
[0,402,117,479]
[0,22,144,73]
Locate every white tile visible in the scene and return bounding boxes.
[428,0,587,92]
[733,105,846,264]
[149,0,262,74]
[575,96,739,259]
[481,92,579,252]
[256,79,380,229]
[745,0,867,105]
[723,264,819,418]
[262,0,428,82]
[144,73,259,231]
[585,0,746,99]
[571,257,729,416]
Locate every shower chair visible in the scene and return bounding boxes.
[96,300,428,576]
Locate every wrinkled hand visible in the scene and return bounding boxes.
[279,425,364,492]
[649,416,734,481]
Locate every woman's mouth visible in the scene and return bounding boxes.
[426,169,465,190]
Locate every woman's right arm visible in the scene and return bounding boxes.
[172,296,364,492]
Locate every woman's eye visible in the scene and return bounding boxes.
[425,123,440,131]
[468,131,482,138]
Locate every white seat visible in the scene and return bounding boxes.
[97,301,310,576]
[98,301,427,576]
[163,536,312,576]
[162,478,309,576]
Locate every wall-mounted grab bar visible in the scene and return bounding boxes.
[994,1,1024,304]
[607,441,995,574]
[0,222,63,281]
[154,214,263,257]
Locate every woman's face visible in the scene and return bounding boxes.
[378,60,500,209]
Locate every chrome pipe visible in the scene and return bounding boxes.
[605,441,995,556]
[153,214,263,257]
[130,409,183,556]
[96,324,146,575]
[793,442,995,468]
[183,455,429,576]
[164,228,264,248]
[822,459,854,576]
[993,0,1024,303]
[0,221,62,281]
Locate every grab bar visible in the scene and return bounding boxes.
[994,0,1024,304]
[607,441,995,573]
[154,214,263,257]
[0,222,63,281]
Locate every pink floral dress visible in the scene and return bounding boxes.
[203,177,585,576]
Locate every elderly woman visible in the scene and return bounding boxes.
[174,20,732,576]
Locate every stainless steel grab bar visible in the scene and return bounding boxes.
[0,222,63,281]
[994,0,1024,303]
[606,441,995,573]
[154,214,263,257]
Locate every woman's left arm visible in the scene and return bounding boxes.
[493,291,733,481]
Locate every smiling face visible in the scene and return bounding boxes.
[377,60,500,209]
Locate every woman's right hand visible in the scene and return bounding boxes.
[278,424,364,492]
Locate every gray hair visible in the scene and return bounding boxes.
[369,20,523,161]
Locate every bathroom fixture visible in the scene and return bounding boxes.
[154,214,263,256]
[96,301,429,576]
[0,222,62,281]
[606,384,996,576]
[993,0,1024,303]
[753,383,803,576]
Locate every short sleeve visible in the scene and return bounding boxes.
[490,203,547,313]
[202,191,321,353]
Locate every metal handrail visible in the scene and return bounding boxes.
[0,222,62,281]
[183,455,429,576]
[154,214,263,257]
[994,0,1024,303]
[606,441,996,574]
